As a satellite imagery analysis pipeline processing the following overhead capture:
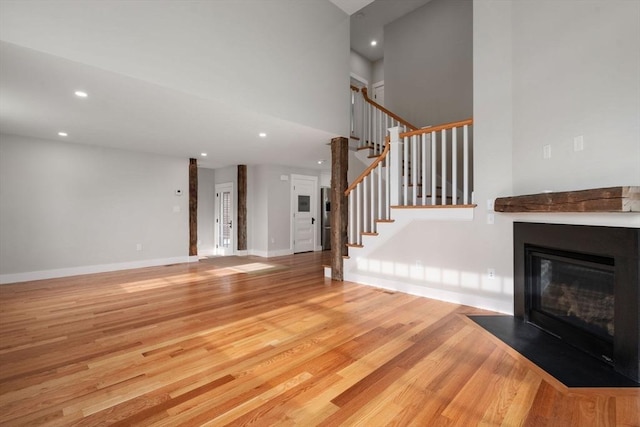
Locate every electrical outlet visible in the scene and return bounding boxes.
[136,243,143,251]
[488,268,495,279]
[543,144,551,159]
[574,135,584,151]
[487,213,495,224]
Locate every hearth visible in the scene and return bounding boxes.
[514,222,639,383]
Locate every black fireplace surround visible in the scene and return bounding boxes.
[514,222,640,383]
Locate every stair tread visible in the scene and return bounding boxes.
[362,232,379,236]
[376,219,395,223]
[346,243,364,248]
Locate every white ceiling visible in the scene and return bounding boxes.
[0,0,349,170]
[328,0,375,16]
[0,0,431,170]
[0,42,336,169]
[349,0,433,62]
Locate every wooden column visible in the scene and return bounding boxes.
[189,158,198,257]
[237,165,247,251]
[330,136,348,281]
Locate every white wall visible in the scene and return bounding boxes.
[0,134,190,283]
[511,0,640,195]
[384,0,473,127]
[248,164,322,257]
[197,167,215,256]
[372,58,384,85]
[248,165,269,255]
[350,49,372,84]
[344,0,639,315]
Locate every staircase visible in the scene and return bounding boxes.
[346,87,475,249]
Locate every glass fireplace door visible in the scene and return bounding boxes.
[526,247,615,363]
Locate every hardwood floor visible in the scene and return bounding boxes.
[0,252,638,426]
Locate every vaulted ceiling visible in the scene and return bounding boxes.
[0,1,350,170]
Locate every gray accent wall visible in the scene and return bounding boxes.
[0,134,189,277]
[197,168,215,256]
[384,0,473,127]
[248,165,323,257]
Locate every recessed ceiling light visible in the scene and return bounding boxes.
[201,152,207,157]
[371,40,377,46]
[58,131,68,137]
[259,132,267,138]
[74,91,88,98]
[317,160,324,165]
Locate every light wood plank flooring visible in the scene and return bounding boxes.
[0,252,638,426]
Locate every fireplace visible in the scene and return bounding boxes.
[514,222,640,383]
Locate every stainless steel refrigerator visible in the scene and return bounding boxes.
[320,187,331,250]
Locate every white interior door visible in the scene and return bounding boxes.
[215,182,234,256]
[372,80,385,106]
[292,175,317,253]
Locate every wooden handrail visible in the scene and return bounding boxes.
[344,118,473,197]
[399,118,473,138]
[345,138,390,196]
[350,85,361,92]
[361,88,419,131]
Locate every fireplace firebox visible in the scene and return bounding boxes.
[514,222,639,383]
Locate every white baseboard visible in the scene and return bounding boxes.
[0,256,198,285]
[247,249,293,258]
[236,250,248,256]
[344,271,513,315]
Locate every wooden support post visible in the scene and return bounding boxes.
[189,158,198,257]
[237,165,247,251]
[331,136,348,281]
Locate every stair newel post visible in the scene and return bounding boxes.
[389,126,402,207]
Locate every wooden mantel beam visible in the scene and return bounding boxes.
[494,186,639,213]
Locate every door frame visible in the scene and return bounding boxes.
[214,182,234,256]
[372,80,385,105]
[290,174,319,253]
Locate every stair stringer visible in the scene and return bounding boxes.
[340,207,508,312]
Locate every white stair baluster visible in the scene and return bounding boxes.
[370,170,375,232]
[421,133,427,206]
[351,186,356,245]
[431,131,437,206]
[412,135,418,206]
[463,124,469,205]
[441,129,447,205]
[452,126,457,205]
[377,163,382,225]
[403,135,409,206]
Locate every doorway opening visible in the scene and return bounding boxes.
[291,175,318,253]
[215,182,234,256]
